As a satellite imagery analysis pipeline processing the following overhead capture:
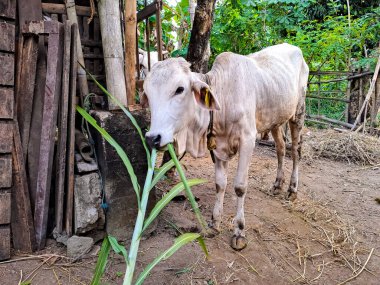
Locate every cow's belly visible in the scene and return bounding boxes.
[255,95,298,133]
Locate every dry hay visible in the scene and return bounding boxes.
[262,195,378,284]
[302,129,380,165]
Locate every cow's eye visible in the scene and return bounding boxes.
[175,87,184,95]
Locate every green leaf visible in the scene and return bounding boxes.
[167,144,208,231]
[150,159,175,190]
[76,106,141,203]
[108,236,128,264]
[91,237,111,285]
[78,62,151,164]
[135,233,201,285]
[142,178,206,233]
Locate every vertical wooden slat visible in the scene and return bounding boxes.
[65,0,89,106]
[155,1,163,61]
[93,17,101,76]
[15,35,39,159]
[125,0,137,106]
[55,21,71,234]
[11,121,36,252]
[34,21,64,249]
[65,24,78,237]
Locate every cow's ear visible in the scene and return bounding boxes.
[139,92,149,108]
[191,79,220,110]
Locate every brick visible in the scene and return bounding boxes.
[0,53,14,86]
[0,191,11,224]
[0,22,15,52]
[0,88,13,119]
[0,226,10,261]
[0,121,13,153]
[0,154,12,188]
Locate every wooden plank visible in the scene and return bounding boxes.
[0,121,13,153]
[41,3,96,17]
[65,0,89,106]
[93,17,102,75]
[0,191,11,224]
[137,1,158,22]
[83,16,93,73]
[27,37,47,209]
[16,35,39,159]
[0,0,16,19]
[0,226,10,261]
[0,88,14,119]
[0,22,15,52]
[34,21,63,250]
[0,154,12,188]
[11,121,36,252]
[55,21,71,234]
[65,24,78,237]
[125,0,137,106]
[17,0,42,27]
[155,2,163,61]
[0,53,14,85]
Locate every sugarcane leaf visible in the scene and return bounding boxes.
[76,106,141,202]
[108,236,128,265]
[79,62,151,163]
[150,159,175,190]
[135,233,201,285]
[91,237,111,285]
[142,179,206,233]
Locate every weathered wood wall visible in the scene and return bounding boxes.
[0,0,16,261]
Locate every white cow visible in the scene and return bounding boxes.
[142,43,309,250]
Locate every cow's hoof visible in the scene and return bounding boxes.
[286,191,297,201]
[202,226,220,238]
[271,185,282,195]
[230,235,248,250]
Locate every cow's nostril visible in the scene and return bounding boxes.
[153,135,161,148]
[146,134,161,149]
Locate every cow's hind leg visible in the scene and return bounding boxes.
[231,135,255,250]
[209,157,228,235]
[287,105,305,201]
[270,126,286,195]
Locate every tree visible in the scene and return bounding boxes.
[186,0,217,73]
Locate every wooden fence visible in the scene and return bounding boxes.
[306,69,378,131]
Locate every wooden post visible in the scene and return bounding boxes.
[15,35,39,159]
[55,21,71,234]
[11,121,36,252]
[155,0,163,61]
[125,0,137,106]
[65,24,78,237]
[65,0,89,105]
[34,21,64,249]
[97,0,127,109]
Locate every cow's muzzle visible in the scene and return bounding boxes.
[146,134,161,149]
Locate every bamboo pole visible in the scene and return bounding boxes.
[307,114,354,129]
[97,0,127,109]
[125,0,137,106]
[351,53,380,130]
[65,0,89,105]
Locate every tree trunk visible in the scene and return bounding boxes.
[186,0,216,73]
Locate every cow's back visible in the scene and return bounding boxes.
[208,43,308,134]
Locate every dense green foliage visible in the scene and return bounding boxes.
[210,0,379,71]
[156,0,379,120]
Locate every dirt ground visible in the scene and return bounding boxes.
[1,131,379,285]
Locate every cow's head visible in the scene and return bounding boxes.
[142,57,220,157]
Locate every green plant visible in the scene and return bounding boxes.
[78,69,208,285]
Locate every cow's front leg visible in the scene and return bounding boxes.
[208,157,228,235]
[231,136,255,250]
